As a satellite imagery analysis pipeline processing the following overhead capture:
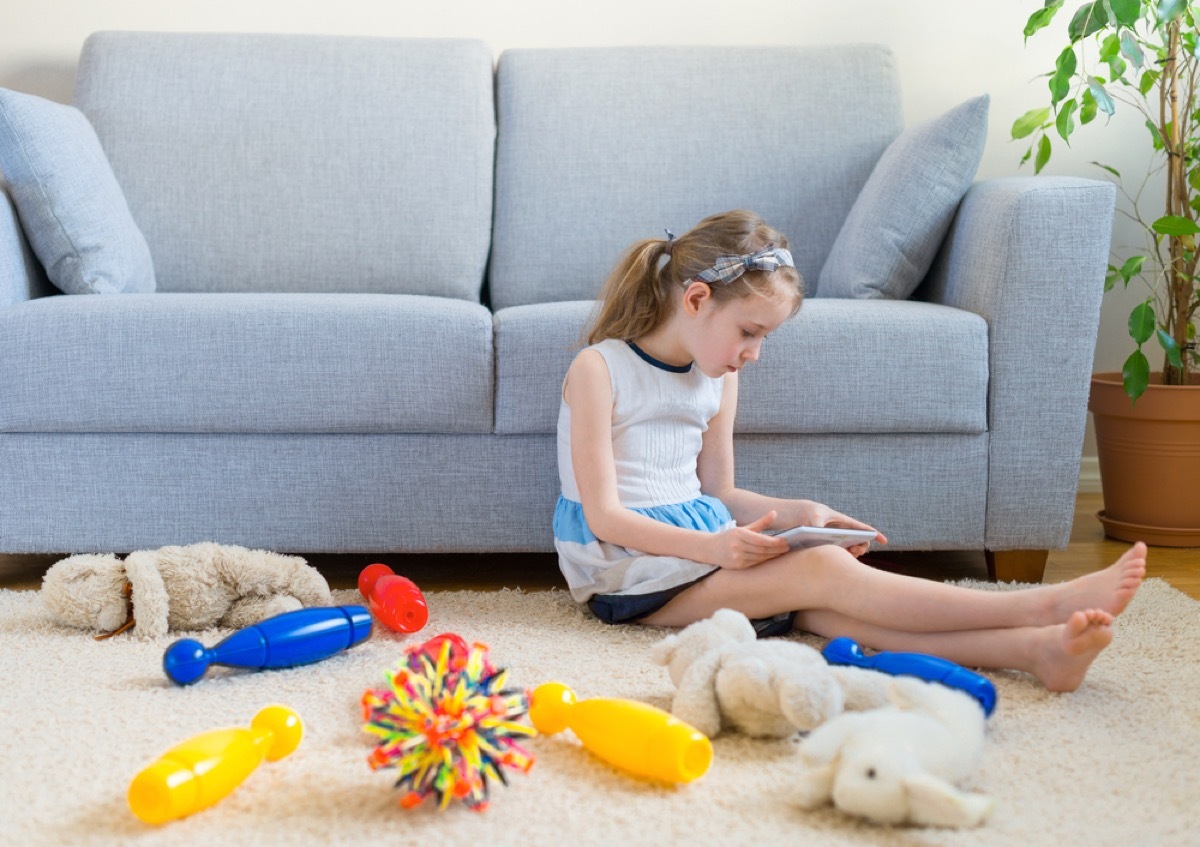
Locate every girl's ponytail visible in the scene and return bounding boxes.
[585,238,673,346]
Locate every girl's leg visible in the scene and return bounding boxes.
[793,607,1114,692]
[640,542,1145,633]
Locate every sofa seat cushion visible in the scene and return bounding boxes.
[0,293,494,433]
[494,300,987,436]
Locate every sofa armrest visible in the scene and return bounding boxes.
[0,182,54,307]
[921,176,1115,551]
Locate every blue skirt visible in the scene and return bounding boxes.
[552,494,734,605]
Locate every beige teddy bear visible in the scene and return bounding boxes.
[651,608,892,738]
[41,542,333,639]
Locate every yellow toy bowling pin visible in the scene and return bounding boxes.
[128,705,303,824]
[529,682,711,783]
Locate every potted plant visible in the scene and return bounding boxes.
[1015,0,1200,545]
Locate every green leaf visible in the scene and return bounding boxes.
[1057,44,1079,75]
[1080,88,1098,124]
[1108,54,1127,82]
[1119,31,1145,69]
[1091,160,1121,177]
[1157,0,1186,23]
[1025,2,1065,37]
[1158,328,1185,367]
[1123,349,1150,402]
[1069,1,1110,40]
[1035,134,1053,173]
[1089,78,1116,115]
[1013,107,1051,139]
[1050,48,1076,103]
[1100,33,1121,62]
[1057,98,1078,142]
[1129,300,1157,344]
[1185,30,1200,59]
[1151,214,1200,235]
[1109,0,1141,25]
[1147,119,1165,150]
[1119,254,1146,284]
[1140,69,1161,96]
[1050,72,1071,103]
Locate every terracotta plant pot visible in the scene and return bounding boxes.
[1089,371,1200,546]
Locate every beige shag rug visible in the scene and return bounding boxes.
[0,578,1195,847]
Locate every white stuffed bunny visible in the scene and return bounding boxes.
[651,608,891,738]
[794,676,994,828]
[41,542,333,639]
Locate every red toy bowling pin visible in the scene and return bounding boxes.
[358,564,429,633]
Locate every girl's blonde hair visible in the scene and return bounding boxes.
[586,209,803,346]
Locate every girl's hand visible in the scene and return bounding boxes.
[807,504,887,559]
[709,511,790,569]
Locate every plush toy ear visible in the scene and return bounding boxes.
[650,633,680,667]
[901,773,994,828]
[794,760,838,810]
[670,649,726,738]
[123,550,171,639]
[711,608,756,643]
[798,713,862,766]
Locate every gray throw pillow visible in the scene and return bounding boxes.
[0,87,155,294]
[817,94,989,300]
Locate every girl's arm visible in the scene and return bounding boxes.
[565,351,784,569]
[697,373,887,556]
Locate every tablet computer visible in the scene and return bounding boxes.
[770,525,876,550]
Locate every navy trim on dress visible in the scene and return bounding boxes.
[627,341,692,373]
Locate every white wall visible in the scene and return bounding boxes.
[2,1,1153,459]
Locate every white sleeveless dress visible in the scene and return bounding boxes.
[553,338,734,604]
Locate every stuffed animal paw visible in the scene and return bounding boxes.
[41,542,333,639]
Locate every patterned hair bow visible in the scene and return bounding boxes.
[695,247,795,285]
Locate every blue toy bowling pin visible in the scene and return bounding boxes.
[164,605,373,685]
[822,636,997,716]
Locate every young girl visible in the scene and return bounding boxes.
[554,209,1146,693]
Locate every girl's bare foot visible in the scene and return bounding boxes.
[1045,542,1146,622]
[1029,609,1114,692]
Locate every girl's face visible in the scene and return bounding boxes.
[686,279,797,379]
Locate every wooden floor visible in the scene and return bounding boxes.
[2,492,1198,598]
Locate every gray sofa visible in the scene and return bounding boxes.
[0,33,1114,583]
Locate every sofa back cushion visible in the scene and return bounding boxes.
[74,32,495,299]
[489,45,903,310]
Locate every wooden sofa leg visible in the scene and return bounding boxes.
[985,549,1049,584]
